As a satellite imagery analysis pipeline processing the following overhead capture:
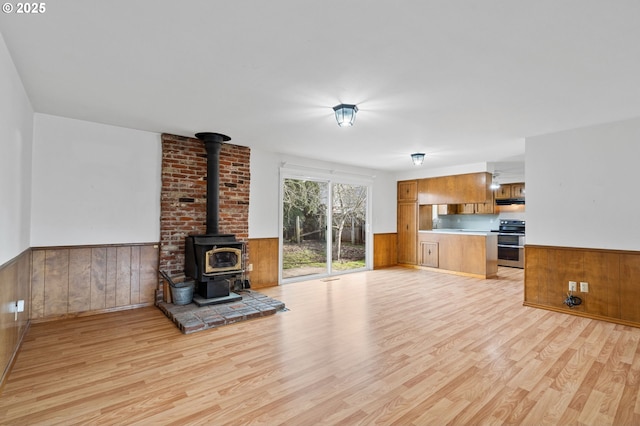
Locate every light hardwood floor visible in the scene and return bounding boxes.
[2,266,640,425]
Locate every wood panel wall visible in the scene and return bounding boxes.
[31,243,159,321]
[247,238,279,289]
[246,234,399,285]
[373,233,398,269]
[0,249,31,388]
[525,245,640,327]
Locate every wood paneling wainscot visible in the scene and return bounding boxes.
[373,233,397,269]
[247,238,279,288]
[0,249,31,389]
[246,234,399,285]
[30,243,159,321]
[525,245,640,327]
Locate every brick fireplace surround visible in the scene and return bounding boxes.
[159,133,250,298]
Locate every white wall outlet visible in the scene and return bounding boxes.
[580,282,589,292]
[569,281,577,292]
[247,263,253,272]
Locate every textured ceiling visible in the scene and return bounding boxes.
[2,1,640,174]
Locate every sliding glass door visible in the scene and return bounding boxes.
[331,183,367,273]
[281,178,329,280]
[281,173,369,283]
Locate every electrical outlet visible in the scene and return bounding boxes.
[580,281,589,292]
[568,281,577,292]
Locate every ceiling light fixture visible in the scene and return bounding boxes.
[490,173,501,189]
[411,153,425,166]
[333,104,358,127]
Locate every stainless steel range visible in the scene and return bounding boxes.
[497,220,525,268]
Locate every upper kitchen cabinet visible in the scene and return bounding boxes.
[511,183,525,198]
[495,183,525,199]
[398,180,417,202]
[418,172,492,205]
[475,197,495,214]
[494,185,511,199]
[437,204,459,215]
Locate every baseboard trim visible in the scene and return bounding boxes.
[0,320,30,392]
[398,263,497,280]
[30,303,154,324]
[523,301,640,328]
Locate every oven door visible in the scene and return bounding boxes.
[497,233,524,246]
[497,245,524,268]
[497,234,525,268]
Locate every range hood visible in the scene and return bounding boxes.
[495,198,525,206]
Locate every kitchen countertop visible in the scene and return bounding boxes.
[419,229,495,236]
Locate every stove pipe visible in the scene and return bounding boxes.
[195,132,231,235]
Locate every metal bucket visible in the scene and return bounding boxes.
[170,281,194,305]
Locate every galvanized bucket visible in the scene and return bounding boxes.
[170,281,194,305]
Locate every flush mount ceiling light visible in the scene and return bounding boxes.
[490,173,501,189]
[333,104,358,127]
[411,153,425,166]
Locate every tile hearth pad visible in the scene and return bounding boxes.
[156,290,286,334]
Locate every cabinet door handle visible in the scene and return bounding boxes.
[428,249,431,255]
[406,224,409,230]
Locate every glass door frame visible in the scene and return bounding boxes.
[279,166,372,284]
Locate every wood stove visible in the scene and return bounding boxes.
[185,234,245,299]
[183,132,247,305]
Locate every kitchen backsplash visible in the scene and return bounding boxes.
[436,212,525,231]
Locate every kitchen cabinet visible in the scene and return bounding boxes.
[397,180,418,264]
[418,231,497,278]
[437,204,458,215]
[418,204,433,231]
[494,185,511,199]
[475,192,495,214]
[437,193,494,215]
[418,172,492,205]
[397,202,417,264]
[398,180,417,202]
[457,203,476,214]
[419,242,439,267]
[511,183,525,198]
[495,183,525,199]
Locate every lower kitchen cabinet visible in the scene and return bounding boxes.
[420,242,439,267]
[417,231,497,279]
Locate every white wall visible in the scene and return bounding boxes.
[30,114,161,246]
[248,148,281,239]
[249,148,397,238]
[27,117,393,248]
[0,31,33,265]
[526,117,640,250]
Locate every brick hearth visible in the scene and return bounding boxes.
[157,290,285,334]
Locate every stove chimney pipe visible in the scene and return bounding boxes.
[195,132,231,235]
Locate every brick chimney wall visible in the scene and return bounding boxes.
[159,133,250,282]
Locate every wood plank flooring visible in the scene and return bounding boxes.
[2,266,640,425]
